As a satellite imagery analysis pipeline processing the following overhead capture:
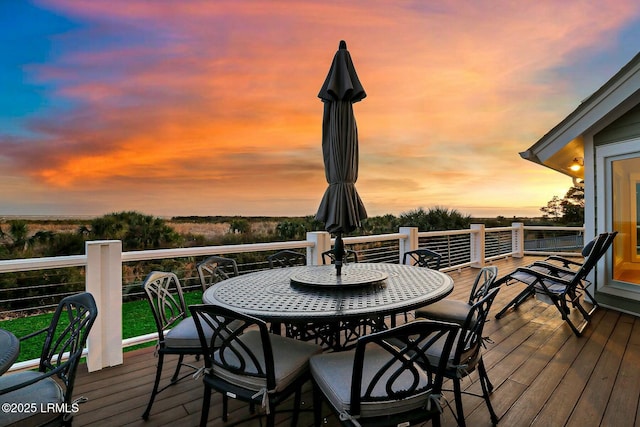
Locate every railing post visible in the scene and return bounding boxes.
[85,240,123,372]
[306,231,331,265]
[512,222,524,258]
[470,224,485,268]
[399,227,419,264]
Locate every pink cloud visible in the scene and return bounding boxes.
[4,0,639,217]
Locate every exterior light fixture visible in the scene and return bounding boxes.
[569,157,583,172]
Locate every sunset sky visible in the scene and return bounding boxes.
[2,1,640,219]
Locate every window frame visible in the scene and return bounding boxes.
[596,138,640,295]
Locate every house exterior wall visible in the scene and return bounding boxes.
[594,103,640,146]
[593,105,640,315]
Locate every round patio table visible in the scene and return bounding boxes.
[0,328,20,375]
[202,263,453,349]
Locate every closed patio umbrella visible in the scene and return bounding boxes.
[315,40,368,275]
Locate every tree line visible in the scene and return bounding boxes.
[539,186,584,225]
[1,190,585,260]
[1,192,583,316]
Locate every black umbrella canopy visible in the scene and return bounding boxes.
[315,40,368,236]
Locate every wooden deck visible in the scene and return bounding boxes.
[69,255,640,427]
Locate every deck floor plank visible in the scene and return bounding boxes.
[529,309,620,427]
[600,316,640,427]
[566,312,632,427]
[496,321,585,426]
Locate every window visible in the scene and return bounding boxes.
[611,158,640,283]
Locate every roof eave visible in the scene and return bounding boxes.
[523,52,640,171]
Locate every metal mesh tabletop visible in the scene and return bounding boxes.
[202,263,453,321]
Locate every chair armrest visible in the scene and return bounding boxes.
[19,327,48,342]
[543,255,582,268]
[512,266,572,287]
[529,261,576,276]
[0,361,69,395]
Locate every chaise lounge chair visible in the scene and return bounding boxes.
[493,232,617,336]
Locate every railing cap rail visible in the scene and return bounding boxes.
[342,232,406,244]
[524,226,584,232]
[0,255,86,273]
[122,240,313,262]
[417,229,477,237]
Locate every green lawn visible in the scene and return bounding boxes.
[0,290,204,363]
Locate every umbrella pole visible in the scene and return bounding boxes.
[334,232,345,276]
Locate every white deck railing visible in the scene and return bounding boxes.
[1,223,584,372]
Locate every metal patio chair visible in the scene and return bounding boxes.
[322,248,359,265]
[189,304,322,427]
[310,319,459,427]
[425,287,501,427]
[267,250,307,268]
[397,248,445,324]
[403,248,443,270]
[0,292,98,427]
[196,255,239,291]
[142,271,208,420]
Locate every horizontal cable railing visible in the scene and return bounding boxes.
[523,225,585,256]
[0,226,588,318]
[1,224,585,372]
[343,232,405,264]
[417,229,475,271]
[486,227,516,259]
[1,240,315,316]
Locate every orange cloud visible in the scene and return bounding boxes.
[3,0,639,217]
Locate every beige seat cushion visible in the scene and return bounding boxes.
[166,315,244,349]
[0,371,64,427]
[165,316,208,348]
[310,346,433,419]
[415,299,473,325]
[213,330,322,392]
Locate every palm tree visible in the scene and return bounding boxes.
[0,220,36,253]
[399,207,471,231]
[0,221,58,258]
[87,211,182,250]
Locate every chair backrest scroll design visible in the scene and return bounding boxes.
[349,320,458,417]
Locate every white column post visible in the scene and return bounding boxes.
[470,224,485,268]
[399,227,419,264]
[85,240,123,372]
[306,231,331,265]
[512,222,525,258]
